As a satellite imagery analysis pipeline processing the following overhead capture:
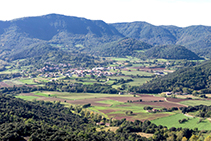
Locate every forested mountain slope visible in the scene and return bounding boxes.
[143,45,203,60]
[0,14,210,60]
[0,14,124,61]
[112,22,211,58]
[129,60,211,94]
[92,37,153,57]
[111,22,176,45]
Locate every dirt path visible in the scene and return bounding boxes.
[184,113,194,118]
[164,98,188,107]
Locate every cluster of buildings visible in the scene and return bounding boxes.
[36,65,124,78]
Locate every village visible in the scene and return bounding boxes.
[35,63,125,79]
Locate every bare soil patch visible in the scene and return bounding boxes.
[137,94,154,97]
[106,96,141,102]
[137,94,165,101]
[136,132,153,138]
[0,82,11,87]
[166,97,189,102]
[118,104,130,107]
[99,109,117,114]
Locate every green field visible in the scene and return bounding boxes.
[88,102,173,121]
[33,91,57,97]
[121,70,153,76]
[180,100,211,106]
[126,78,152,86]
[18,91,134,101]
[18,79,37,85]
[58,93,133,100]
[0,69,20,74]
[4,80,24,85]
[97,100,125,105]
[15,95,40,101]
[152,113,211,130]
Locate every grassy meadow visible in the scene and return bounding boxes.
[152,113,211,130]
[180,100,211,106]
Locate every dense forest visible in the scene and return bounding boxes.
[112,22,211,58]
[142,45,202,60]
[129,60,211,94]
[18,48,110,69]
[93,37,152,57]
[0,94,148,140]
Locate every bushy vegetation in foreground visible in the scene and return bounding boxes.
[1,94,211,140]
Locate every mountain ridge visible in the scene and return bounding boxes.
[0,13,209,60]
[111,22,211,57]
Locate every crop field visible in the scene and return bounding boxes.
[0,82,11,87]
[126,78,153,86]
[16,90,211,130]
[151,113,211,130]
[18,79,37,85]
[15,95,40,101]
[121,70,153,76]
[175,95,200,99]
[17,92,187,122]
[180,100,211,106]
[0,69,20,74]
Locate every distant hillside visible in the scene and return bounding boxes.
[0,14,211,60]
[143,45,202,60]
[129,60,211,94]
[111,22,211,58]
[111,22,176,45]
[0,14,124,61]
[93,37,152,57]
[8,14,123,40]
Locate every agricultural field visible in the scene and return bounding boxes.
[2,56,211,131]
[152,113,211,130]
[3,78,44,87]
[16,92,194,122]
[180,100,211,106]
[121,70,153,76]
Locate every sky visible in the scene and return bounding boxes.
[0,0,210,27]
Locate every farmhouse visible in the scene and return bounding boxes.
[165,92,172,96]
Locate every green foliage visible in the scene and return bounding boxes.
[93,37,152,57]
[0,94,149,140]
[152,113,211,130]
[143,45,202,60]
[129,60,211,93]
[112,22,211,58]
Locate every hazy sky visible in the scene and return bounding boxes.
[0,0,210,27]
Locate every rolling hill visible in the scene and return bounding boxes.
[0,13,209,60]
[129,60,211,94]
[0,14,124,61]
[112,22,211,58]
[143,45,203,60]
[92,37,153,57]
